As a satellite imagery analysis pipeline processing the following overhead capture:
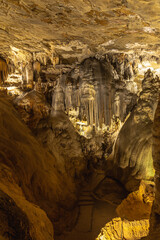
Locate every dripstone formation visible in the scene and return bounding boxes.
[0,0,160,239]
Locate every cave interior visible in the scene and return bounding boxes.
[0,0,160,240]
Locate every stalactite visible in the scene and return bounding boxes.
[33,61,41,82]
[65,83,73,112]
[21,63,27,88]
[52,78,65,111]
[52,55,59,67]
[26,63,33,89]
[51,57,138,134]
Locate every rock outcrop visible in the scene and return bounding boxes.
[35,111,86,179]
[96,217,149,240]
[148,95,160,239]
[109,69,159,191]
[14,90,50,129]
[0,94,78,237]
[116,180,154,220]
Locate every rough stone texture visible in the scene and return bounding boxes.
[0,190,32,240]
[147,95,160,239]
[0,0,160,61]
[55,56,138,133]
[35,110,86,179]
[116,180,154,221]
[14,89,50,129]
[0,176,53,240]
[0,94,78,236]
[11,58,160,194]
[13,53,141,138]
[12,53,143,180]
[109,70,159,191]
[96,217,149,240]
[0,1,159,237]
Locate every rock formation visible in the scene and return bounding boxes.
[116,180,154,221]
[108,69,159,191]
[148,95,160,239]
[96,217,149,240]
[0,0,160,239]
[0,94,79,237]
[1,54,159,240]
[14,90,50,129]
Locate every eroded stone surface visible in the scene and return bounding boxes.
[96,217,149,240]
[14,89,50,129]
[116,180,154,221]
[0,0,160,62]
[148,95,160,239]
[0,94,79,236]
[109,69,159,191]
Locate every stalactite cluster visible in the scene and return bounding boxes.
[52,57,138,134]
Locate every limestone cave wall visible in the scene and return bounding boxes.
[110,70,159,191]
[148,94,160,239]
[0,94,80,238]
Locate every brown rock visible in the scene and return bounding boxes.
[14,90,50,129]
[116,180,154,221]
[0,94,77,235]
[111,70,159,191]
[96,217,149,240]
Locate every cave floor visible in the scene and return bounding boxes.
[56,172,118,240]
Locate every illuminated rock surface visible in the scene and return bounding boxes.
[148,95,160,239]
[108,69,159,191]
[96,217,149,240]
[116,180,154,221]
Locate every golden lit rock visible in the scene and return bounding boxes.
[116,180,155,221]
[96,217,149,240]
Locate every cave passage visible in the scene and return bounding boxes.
[0,1,160,239]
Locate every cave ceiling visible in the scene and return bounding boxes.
[0,0,160,62]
